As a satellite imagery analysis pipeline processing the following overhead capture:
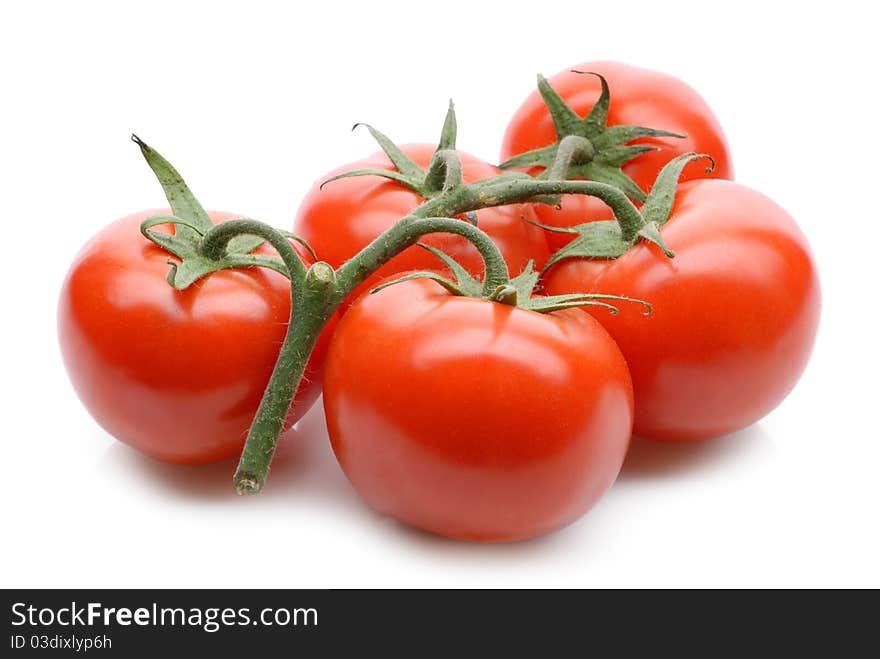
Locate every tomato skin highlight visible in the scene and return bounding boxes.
[322,278,634,542]
[543,180,821,441]
[293,144,550,300]
[500,61,734,249]
[58,210,334,464]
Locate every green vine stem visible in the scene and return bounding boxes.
[200,220,317,492]
[333,215,510,299]
[423,149,465,194]
[200,219,309,282]
[543,135,597,182]
[236,261,336,493]
[462,177,644,240]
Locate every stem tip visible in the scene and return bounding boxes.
[234,472,263,495]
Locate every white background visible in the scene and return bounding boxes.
[2,0,877,588]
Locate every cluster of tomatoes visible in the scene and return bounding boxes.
[59,61,820,542]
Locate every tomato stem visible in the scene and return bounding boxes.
[423,149,465,195]
[200,219,310,281]
[544,135,597,181]
[234,262,338,494]
[442,176,645,241]
[334,215,510,298]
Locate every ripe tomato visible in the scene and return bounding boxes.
[293,144,549,299]
[543,180,820,441]
[500,61,734,249]
[58,210,334,464]
[322,278,634,542]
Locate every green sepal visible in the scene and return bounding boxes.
[351,123,423,181]
[524,292,652,315]
[582,161,648,203]
[140,215,202,258]
[537,74,583,136]
[497,144,557,170]
[157,247,290,290]
[537,219,633,271]
[319,168,418,191]
[327,103,470,199]
[185,253,291,289]
[438,100,458,150]
[278,230,318,261]
[369,244,650,317]
[636,221,674,257]
[468,260,542,307]
[141,214,315,267]
[163,258,208,289]
[535,152,712,269]
[508,260,541,303]
[642,152,715,228]
[321,121,431,195]
[133,136,299,288]
[370,243,483,299]
[592,125,685,151]
[140,213,292,289]
[132,135,213,242]
[595,145,658,168]
[576,70,611,136]
[370,270,469,297]
[419,243,483,294]
[496,72,686,203]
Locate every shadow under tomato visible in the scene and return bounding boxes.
[260,402,358,507]
[98,399,357,506]
[100,443,240,500]
[382,513,578,557]
[384,425,774,554]
[618,423,770,481]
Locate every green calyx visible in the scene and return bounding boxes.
[539,153,715,272]
[498,71,686,203]
[132,135,314,289]
[320,100,474,219]
[372,244,651,316]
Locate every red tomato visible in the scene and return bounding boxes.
[543,180,820,441]
[322,278,634,542]
[500,61,734,249]
[58,210,334,464]
[294,144,549,300]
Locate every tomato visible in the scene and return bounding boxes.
[294,144,549,300]
[322,278,634,542]
[543,180,820,441]
[58,210,334,464]
[500,61,734,249]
